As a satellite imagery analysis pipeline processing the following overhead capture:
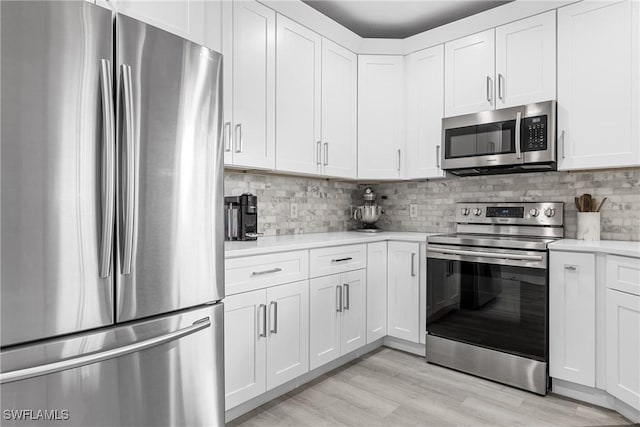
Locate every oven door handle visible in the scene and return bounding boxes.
[428,247,543,262]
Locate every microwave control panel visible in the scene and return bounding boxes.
[522,115,547,152]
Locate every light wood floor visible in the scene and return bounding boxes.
[229,347,634,427]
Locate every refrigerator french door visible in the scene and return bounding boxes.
[1,2,224,426]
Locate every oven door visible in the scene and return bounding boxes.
[441,106,525,170]
[426,244,548,361]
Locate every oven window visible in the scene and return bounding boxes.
[426,258,547,360]
[444,120,517,159]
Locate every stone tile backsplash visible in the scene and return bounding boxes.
[224,171,358,236]
[225,168,640,241]
[359,169,640,241]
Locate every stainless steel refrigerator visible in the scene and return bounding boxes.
[1,1,224,425]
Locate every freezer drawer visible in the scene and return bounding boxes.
[1,304,224,427]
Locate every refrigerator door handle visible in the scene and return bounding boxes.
[120,64,136,275]
[0,317,211,385]
[99,59,115,278]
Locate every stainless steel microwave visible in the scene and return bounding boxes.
[441,100,556,176]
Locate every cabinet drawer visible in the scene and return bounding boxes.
[309,244,366,278]
[225,251,309,295]
[607,255,640,296]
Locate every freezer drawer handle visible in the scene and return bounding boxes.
[0,317,211,385]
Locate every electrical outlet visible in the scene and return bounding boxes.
[409,203,418,218]
[290,203,298,219]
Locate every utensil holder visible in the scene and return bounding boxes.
[577,212,601,241]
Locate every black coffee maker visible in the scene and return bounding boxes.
[224,193,260,241]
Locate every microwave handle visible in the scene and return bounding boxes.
[515,111,522,160]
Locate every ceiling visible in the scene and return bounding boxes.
[301,0,513,39]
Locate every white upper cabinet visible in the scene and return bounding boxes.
[557,0,640,171]
[445,12,556,117]
[405,45,445,179]
[358,55,405,180]
[276,15,322,175]
[204,1,222,52]
[222,0,276,169]
[495,11,556,108]
[321,39,358,179]
[444,29,495,117]
[113,0,206,45]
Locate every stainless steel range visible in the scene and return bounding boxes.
[426,202,564,395]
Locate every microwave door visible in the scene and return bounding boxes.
[442,106,526,170]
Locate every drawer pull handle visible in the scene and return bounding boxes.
[251,267,282,276]
[564,265,577,271]
[331,257,353,263]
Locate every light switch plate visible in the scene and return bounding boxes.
[409,204,418,218]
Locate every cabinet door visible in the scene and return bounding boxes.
[444,29,495,117]
[309,275,342,370]
[203,1,222,53]
[557,0,640,170]
[495,11,556,108]
[367,242,387,343]
[340,269,367,355]
[321,39,357,179]
[266,281,309,390]
[549,252,596,387]
[606,289,640,410]
[358,55,405,180]
[224,290,267,409]
[114,0,205,44]
[387,242,420,343]
[227,0,276,169]
[405,45,445,179]
[276,15,322,174]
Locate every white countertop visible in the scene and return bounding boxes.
[225,231,434,258]
[549,239,640,258]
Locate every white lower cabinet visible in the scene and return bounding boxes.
[549,251,596,386]
[550,249,640,417]
[367,242,387,342]
[224,289,267,409]
[309,269,366,370]
[606,289,640,411]
[224,280,309,409]
[265,281,310,389]
[387,242,420,343]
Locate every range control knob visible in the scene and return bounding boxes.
[473,208,483,216]
[544,208,556,217]
[460,208,470,216]
[529,208,540,217]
